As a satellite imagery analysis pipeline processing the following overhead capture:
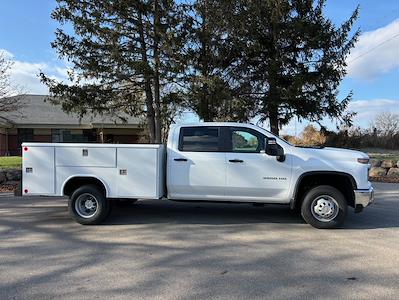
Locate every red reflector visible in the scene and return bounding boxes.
[24,147,28,151]
[24,189,28,194]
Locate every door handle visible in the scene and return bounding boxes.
[174,158,188,162]
[229,159,244,163]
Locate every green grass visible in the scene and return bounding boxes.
[360,148,399,161]
[369,154,399,161]
[0,156,22,169]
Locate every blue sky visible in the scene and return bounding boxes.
[1,0,399,134]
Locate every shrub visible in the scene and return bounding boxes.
[284,125,326,146]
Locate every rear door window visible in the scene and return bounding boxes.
[179,127,221,152]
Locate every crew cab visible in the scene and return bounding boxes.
[22,122,374,228]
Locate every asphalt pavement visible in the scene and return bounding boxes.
[0,182,398,299]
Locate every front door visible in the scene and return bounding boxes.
[167,126,226,200]
[225,127,292,202]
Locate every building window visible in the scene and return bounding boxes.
[18,128,34,145]
[52,129,97,143]
[51,129,62,143]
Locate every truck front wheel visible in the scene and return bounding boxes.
[301,185,347,229]
[69,185,110,225]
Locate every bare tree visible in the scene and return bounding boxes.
[0,51,22,112]
[370,112,399,137]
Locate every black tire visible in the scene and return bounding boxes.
[301,185,347,229]
[68,185,110,225]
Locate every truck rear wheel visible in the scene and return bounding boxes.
[69,185,110,225]
[301,185,347,229]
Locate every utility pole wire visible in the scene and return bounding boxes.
[348,32,399,63]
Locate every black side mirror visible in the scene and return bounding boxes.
[265,137,285,161]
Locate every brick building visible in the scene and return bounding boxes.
[0,95,143,156]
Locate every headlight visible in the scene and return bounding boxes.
[357,158,370,164]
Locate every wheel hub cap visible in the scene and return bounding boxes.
[75,193,98,219]
[314,199,334,217]
[311,195,339,222]
[85,199,95,209]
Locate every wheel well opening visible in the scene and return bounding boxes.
[294,173,356,209]
[63,177,106,197]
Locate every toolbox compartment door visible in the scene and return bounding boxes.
[56,147,116,168]
[23,146,55,195]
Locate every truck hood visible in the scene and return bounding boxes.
[294,146,369,162]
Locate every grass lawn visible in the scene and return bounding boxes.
[361,148,399,161]
[0,156,22,169]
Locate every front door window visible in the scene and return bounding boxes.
[232,130,261,153]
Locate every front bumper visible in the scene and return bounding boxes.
[354,186,374,209]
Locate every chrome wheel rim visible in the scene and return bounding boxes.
[311,195,339,222]
[75,193,98,218]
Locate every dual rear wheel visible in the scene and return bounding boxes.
[68,185,136,225]
[69,185,110,225]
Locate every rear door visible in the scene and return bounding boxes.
[225,127,292,202]
[167,126,226,200]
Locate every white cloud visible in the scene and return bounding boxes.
[348,99,399,124]
[1,48,68,95]
[10,61,50,94]
[347,19,399,79]
[0,49,14,59]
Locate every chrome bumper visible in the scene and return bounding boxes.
[354,187,374,208]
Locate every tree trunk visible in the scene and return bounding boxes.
[146,104,156,143]
[269,106,279,135]
[138,11,156,143]
[153,0,162,143]
[200,0,212,122]
[202,83,210,121]
[268,16,280,136]
[268,82,280,135]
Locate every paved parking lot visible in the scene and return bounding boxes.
[0,182,399,299]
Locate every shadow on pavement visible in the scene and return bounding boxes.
[106,200,305,226]
[3,181,399,229]
[103,197,399,229]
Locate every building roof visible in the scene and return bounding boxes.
[0,95,141,129]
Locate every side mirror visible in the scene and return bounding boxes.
[265,137,278,155]
[265,137,285,161]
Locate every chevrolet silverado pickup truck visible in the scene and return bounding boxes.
[21,122,374,228]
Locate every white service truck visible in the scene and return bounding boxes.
[21,122,374,228]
